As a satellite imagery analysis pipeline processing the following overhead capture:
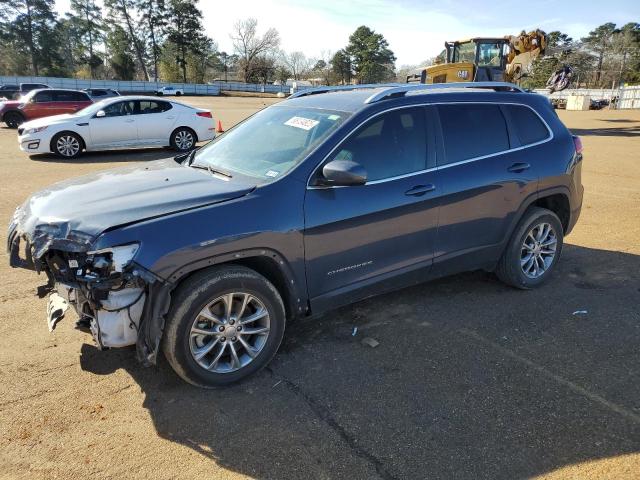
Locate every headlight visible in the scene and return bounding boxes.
[88,243,139,273]
[24,126,48,135]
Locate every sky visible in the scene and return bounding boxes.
[54,0,639,66]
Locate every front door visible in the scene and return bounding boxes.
[304,106,440,310]
[89,100,139,147]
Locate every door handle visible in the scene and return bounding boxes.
[507,162,530,173]
[124,119,135,123]
[405,184,436,196]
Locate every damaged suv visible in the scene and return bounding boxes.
[8,82,583,387]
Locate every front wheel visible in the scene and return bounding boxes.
[495,207,564,289]
[52,132,83,158]
[175,91,182,96]
[162,266,286,387]
[4,111,24,129]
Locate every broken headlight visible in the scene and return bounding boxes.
[88,243,140,273]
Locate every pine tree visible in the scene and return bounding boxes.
[166,0,207,83]
[68,0,104,77]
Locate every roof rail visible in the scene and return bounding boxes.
[287,81,525,103]
[363,82,525,104]
[288,83,404,100]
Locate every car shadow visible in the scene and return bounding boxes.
[79,244,640,479]
[570,126,640,137]
[28,148,179,164]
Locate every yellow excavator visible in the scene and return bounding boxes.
[407,30,547,85]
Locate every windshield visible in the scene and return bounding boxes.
[193,106,349,180]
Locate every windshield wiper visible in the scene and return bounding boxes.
[190,162,233,178]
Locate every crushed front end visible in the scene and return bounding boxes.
[8,205,161,359]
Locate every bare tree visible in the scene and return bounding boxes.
[281,50,312,80]
[231,17,280,82]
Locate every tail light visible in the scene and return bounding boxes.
[573,135,583,154]
[197,111,212,118]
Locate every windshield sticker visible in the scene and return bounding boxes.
[265,170,279,178]
[284,116,319,130]
[327,114,340,121]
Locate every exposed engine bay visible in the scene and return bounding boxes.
[6,202,173,361]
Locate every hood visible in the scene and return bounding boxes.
[21,113,76,129]
[12,159,256,256]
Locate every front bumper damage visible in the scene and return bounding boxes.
[8,217,172,366]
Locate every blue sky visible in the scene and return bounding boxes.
[55,0,639,65]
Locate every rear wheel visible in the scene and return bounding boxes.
[51,132,83,159]
[4,111,24,129]
[170,127,196,151]
[162,266,286,387]
[176,91,182,96]
[495,207,564,289]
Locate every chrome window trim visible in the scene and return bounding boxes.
[306,101,554,189]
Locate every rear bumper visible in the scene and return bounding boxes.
[567,184,583,235]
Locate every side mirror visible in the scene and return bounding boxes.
[319,159,367,186]
[95,110,106,118]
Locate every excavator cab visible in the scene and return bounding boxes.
[408,38,510,84]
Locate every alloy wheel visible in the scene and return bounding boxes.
[520,222,557,278]
[174,130,194,150]
[56,135,80,157]
[189,292,271,373]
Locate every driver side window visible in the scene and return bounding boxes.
[102,101,135,117]
[329,107,428,182]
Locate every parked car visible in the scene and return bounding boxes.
[18,95,215,158]
[0,84,19,100]
[1,88,91,128]
[8,82,583,387]
[156,86,184,96]
[83,88,120,99]
[0,82,50,101]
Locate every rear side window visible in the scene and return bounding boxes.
[139,100,172,113]
[330,107,428,182]
[504,104,549,145]
[438,104,509,165]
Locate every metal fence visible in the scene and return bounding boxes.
[0,75,319,96]
[533,86,640,109]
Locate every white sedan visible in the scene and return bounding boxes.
[156,86,184,96]
[18,96,215,158]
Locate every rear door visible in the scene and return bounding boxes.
[88,100,139,147]
[135,100,176,143]
[304,106,440,309]
[432,102,543,272]
[53,91,91,114]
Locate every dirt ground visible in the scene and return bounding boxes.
[0,96,639,480]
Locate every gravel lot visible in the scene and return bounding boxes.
[0,96,638,480]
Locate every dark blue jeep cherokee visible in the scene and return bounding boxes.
[8,82,583,386]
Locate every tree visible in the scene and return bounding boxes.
[165,0,207,83]
[137,0,168,81]
[231,18,280,82]
[106,0,150,80]
[582,23,619,86]
[345,26,396,84]
[330,49,351,84]
[614,23,640,84]
[0,0,59,76]
[281,50,312,80]
[68,0,103,77]
[212,51,238,81]
[107,24,136,79]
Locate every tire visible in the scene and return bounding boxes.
[51,131,83,159]
[157,91,164,96]
[4,111,24,129]
[170,127,196,152]
[162,266,286,387]
[495,207,564,289]
[176,91,182,96]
